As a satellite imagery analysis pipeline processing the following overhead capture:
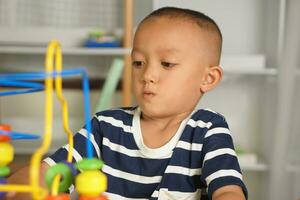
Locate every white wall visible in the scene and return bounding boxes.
[153,0,266,54]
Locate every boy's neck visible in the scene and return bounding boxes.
[139,109,194,149]
[140,109,193,130]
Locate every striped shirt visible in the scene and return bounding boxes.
[44,107,247,200]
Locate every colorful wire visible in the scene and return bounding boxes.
[0,40,93,199]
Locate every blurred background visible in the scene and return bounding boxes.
[0,0,299,200]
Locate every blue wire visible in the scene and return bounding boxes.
[0,80,44,96]
[0,80,43,88]
[0,72,46,80]
[0,130,40,140]
[0,87,43,96]
[82,71,93,159]
[0,68,94,157]
[0,68,86,80]
[0,69,89,97]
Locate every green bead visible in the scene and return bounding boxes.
[0,166,10,177]
[45,163,73,193]
[75,158,104,171]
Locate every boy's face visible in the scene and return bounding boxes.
[131,17,214,118]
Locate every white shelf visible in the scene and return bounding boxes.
[224,67,277,75]
[287,164,300,172]
[238,154,268,172]
[240,161,268,172]
[0,46,131,55]
[221,54,277,75]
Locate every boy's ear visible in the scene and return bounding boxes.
[200,65,223,93]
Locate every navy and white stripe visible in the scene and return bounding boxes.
[44,107,247,200]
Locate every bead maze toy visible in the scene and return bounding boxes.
[0,40,108,200]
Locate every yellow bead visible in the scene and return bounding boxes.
[75,170,107,197]
[0,142,14,166]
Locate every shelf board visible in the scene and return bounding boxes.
[287,164,300,172]
[224,68,300,76]
[238,154,268,171]
[240,161,268,171]
[221,54,276,75]
[0,46,131,55]
[224,67,277,75]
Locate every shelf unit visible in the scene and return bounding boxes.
[238,157,268,172]
[0,46,131,55]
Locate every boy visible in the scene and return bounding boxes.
[8,7,247,200]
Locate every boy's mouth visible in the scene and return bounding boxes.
[143,90,155,99]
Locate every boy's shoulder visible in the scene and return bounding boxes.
[191,108,226,123]
[95,107,136,116]
[94,107,137,125]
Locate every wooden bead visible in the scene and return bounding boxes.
[0,135,10,142]
[79,194,108,200]
[0,166,10,177]
[44,193,70,200]
[75,158,104,171]
[0,124,11,132]
[76,170,107,197]
[45,163,73,193]
[0,142,14,166]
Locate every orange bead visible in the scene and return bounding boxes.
[44,193,70,200]
[0,124,11,142]
[79,195,108,200]
[0,124,11,131]
[0,135,10,142]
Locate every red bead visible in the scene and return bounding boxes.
[0,124,11,131]
[79,195,108,200]
[0,135,11,142]
[44,193,70,200]
[0,124,11,142]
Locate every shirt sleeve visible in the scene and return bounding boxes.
[44,114,103,166]
[200,114,248,200]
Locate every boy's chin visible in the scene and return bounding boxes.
[140,106,172,119]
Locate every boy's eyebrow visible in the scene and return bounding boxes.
[131,48,142,55]
[158,48,180,54]
[131,48,146,57]
[131,47,180,55]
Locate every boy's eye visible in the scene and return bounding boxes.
[132,61,144,68]
[161,61,176,68]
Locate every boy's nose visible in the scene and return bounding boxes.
[142,66,158,84]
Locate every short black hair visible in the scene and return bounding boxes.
[140,7,223,64]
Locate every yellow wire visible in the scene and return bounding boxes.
[51,174,61,196]
[0,40,74,199]
[30,40,74,199]
[0,41,58,199]
[51,40,74,196]
[0,184,46,196]
[54,43,74,163]
[29,40,57,200]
